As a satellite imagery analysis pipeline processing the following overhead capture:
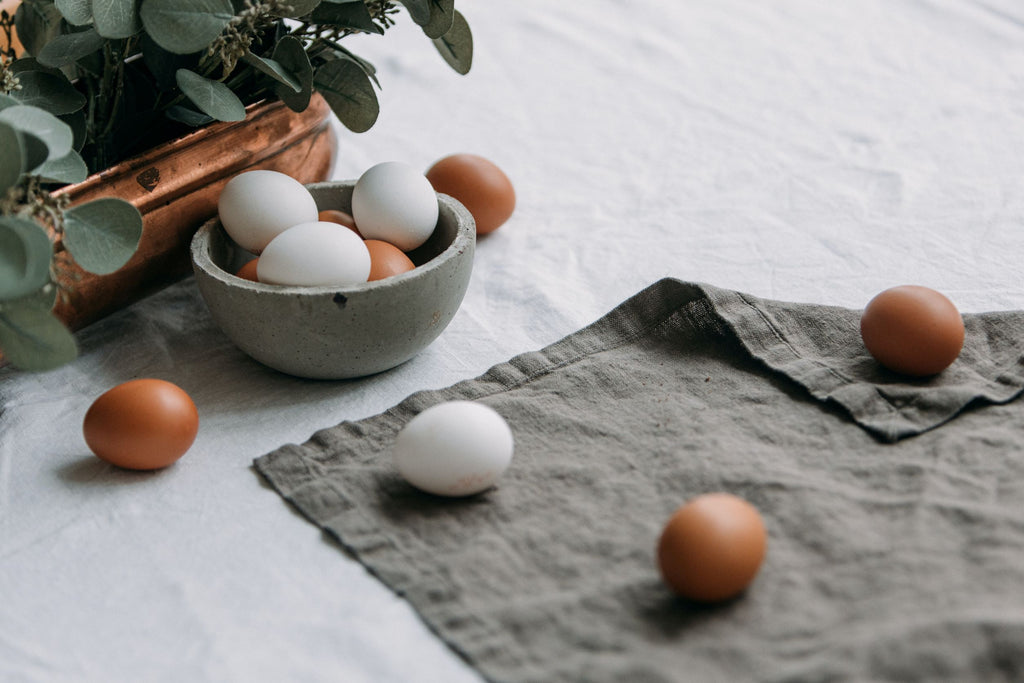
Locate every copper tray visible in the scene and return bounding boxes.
[51,93,337,333]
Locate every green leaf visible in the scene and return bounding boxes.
[55,0,93,25]
[277,0,321,18]
[271,35,313,112]
[14,0,64,57]
[242,51,301,93]
[421,0,454,39]
[34,149,88,184]
[175,69,246,122]
[0,216,53,300]
[59,110,88,152]
[18,130,50,171]
[0,94,18,111]
[17,282,59,311]
[398,0,430,25]
[92,0,140,39]
[37,29,106,68]
[0,301,78,372]
[432,10,472,75]
[0,121,22,194]
[325,43,379,88]
[311,0,383,35]
[9,70,87,115]
[313,58,378,133]
[140,0,234,55]
[62,198,143,275]
[8,57,64,77]
[165,105,214,127]
[0,105,73,163]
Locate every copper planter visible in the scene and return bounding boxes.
[51,93,337,333]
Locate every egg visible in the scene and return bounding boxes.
[352,161,439,251]
[318,209,361,236]
[257,221,371,286]
[860,285,965,376]
[365,239,415,281]
[235,258,260,282]
[425,153,516,235]
[83,379,199,470]
[392,401,514,497]
[657,493,767,602]
[218,170,319,253]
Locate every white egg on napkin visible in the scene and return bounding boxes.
[393,401,514,497]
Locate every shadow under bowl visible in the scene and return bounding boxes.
[190,181,476,379]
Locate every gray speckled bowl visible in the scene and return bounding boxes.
[190,181,475,379]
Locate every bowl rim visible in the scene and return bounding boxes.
[190,179,476,297]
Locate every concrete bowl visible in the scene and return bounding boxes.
[190,181,475,379]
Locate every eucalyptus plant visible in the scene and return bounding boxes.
[0,0,473,371]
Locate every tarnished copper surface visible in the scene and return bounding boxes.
[51,94,336,333]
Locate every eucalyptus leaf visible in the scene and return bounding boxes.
[18,130,49,171]
[242,52,301,93]
[271,36,313,112]
[37,29,106,69]
[0,94,17,111]
[165,105,214,127]
[8,57,65,77]
[313,59,378,133]
[59,110,88,152]
[0,105,73,163]
[175,69,246,122]
[9,70,87,115]
[17,282,59,311]
[311,0,383,35]
[55,0,93,25]
[0,121,22,194]
[421,0,454,40]
[92,0,140,39]
[63,198,143,275]
[0,302,78,372]
[323,42,379,88]
[140,0,234,55]
[0,215,53,300]
[432,10,472,75]
[34,149,88,184]
[14,0,64,57]
[398,0,430,26]
[278,0,321,18]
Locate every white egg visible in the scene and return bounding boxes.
[257,222,371,286]
[218,170,319,253]
[352,161,439,252]
[393,401,514,497]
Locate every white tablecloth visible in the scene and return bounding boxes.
[3,1,1023,680]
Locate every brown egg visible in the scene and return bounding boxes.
[365,239,415,281]
[83,379,199,470]
[425,153,515,235]
[860,285,964,376]
[318,209,361,236]
[657,493,767,602]
[235,258,260,282]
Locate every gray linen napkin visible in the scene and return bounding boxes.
[255,278,1024,682]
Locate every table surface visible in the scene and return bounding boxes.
[3,1,1023,681]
